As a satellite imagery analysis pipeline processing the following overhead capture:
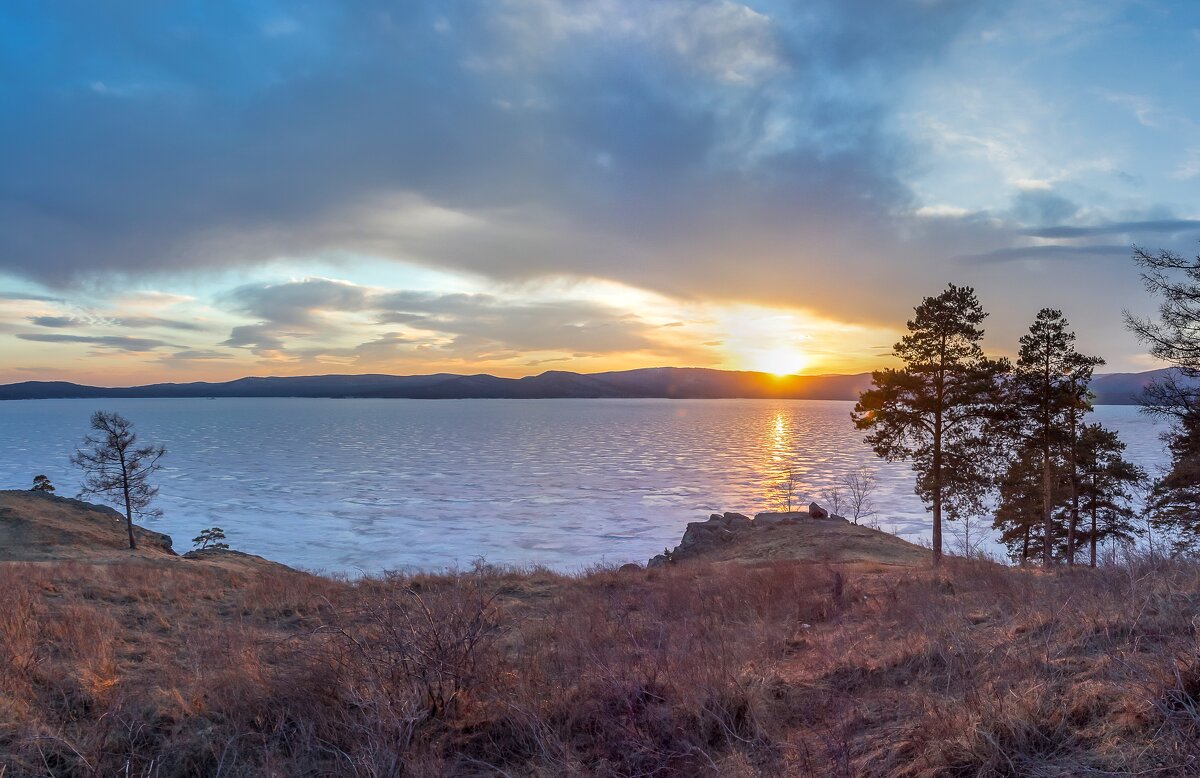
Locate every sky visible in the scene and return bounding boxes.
[1,0,1199,385]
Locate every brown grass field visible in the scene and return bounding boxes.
[3,491,1200,776]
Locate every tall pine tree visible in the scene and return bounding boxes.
[854,284,1008,565]
[1010,309,1102,566]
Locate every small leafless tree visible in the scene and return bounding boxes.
[843,468,877,525]
[778,470,800,512]
[821,482,844,517]
[71,411,166,550]
[949,512,988,558]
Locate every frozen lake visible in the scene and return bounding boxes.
[0,398,1168,572]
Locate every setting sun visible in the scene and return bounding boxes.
[749,346,810,376]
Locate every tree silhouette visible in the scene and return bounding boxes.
[854,284,1008,565]
[30,474,55,493]
[1009,310,1103,566]
[1125,244,1200,552]
[192,527,229,551]
[843,468,877,526]
[993,441,1062,565]
[71,411,166,550]
[1075,423,1144,566]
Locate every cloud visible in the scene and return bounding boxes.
[164,349,233,360]
[1009,189,1078,227]
[1023,220,1200,239]
[3,0,1195,375]
[963,244,1131,263]
[28,315,76,328]
[28,313,206,331]
[375,291,666,356]
[221,324,287,354]
[1096,89,1159,128]
[216,278,696,363]
[0,0,1007,315]
[217,278,373,356]
[0,291,63,302]
[220,278,370,326]
[1172,148,1200,181]
[110,316,206,331]
[15,333,174,351]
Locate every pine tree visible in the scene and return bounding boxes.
[1125,245,1200,552]
[192,527,230,551]
[1146,408,1200,554]
[1010,309,1103,566]
[993,441,1063,565]
[30,474,55,493]
[854,284,1008,565]
[71,411,166,550]
[1075,423,1144,565]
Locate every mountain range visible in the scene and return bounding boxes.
[0,366,1182,404]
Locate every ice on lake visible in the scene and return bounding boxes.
[0,398,1168,573]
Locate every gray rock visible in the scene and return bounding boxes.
[680,521,734,548]
[618,562,642,573]
[721,512,753,531]
[809,502,829,519]
[753,511,806,526]
[647,554,669,568]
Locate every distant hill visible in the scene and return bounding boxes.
[0,368,877,401]
[1088,369,1187,405]
[0,366,1188,403]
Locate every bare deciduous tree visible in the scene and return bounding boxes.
[821,482,844,517]
[949,512,988,558]
[777,470,801,512]
[71,411,166,550]
[844,468,877,525]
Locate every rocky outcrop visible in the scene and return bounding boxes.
[651,504,848,565]
[646,504,927,567]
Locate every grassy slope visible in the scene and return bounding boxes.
[2,492,1200,776]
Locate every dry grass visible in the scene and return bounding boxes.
[4,552,1200,776]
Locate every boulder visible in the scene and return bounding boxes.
[754,511,806,526]
[618,562,642,573]
[680,521,733,549]
[721,512,753,531]
[647,554,670,568]
[809,502,829,519]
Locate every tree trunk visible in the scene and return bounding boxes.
[120,455,136,550]
[1042,335,1053,567]
[1021,524,1030,567]
[1066,404,1080,566]
[1042,446,1052,566]
[1089,499,1098,569]
[932,413,943,566]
